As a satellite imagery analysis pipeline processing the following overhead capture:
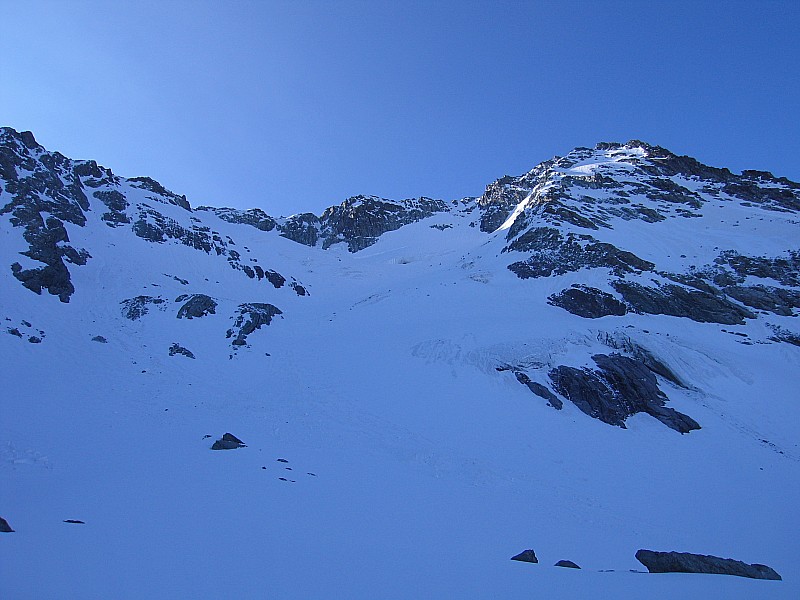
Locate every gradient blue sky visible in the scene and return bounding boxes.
[2,1,798,215]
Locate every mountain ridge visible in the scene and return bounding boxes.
[2,126,798,598]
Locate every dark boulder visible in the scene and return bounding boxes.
[0,517,13,532]
[554,560,580,569]
[511,549,538,563]
[635,549,781,580]
[211,433,246,450]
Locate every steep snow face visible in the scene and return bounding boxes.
[1,128,799,598]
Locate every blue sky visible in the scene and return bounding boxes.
[2,1,798,215]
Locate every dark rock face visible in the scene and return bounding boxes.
[120,296,166,320]
[513,371,563,409]
[91,335,108,343]
[612,281,754,325]
[176,294,218,319]
[554,560,580,569]
[278,196,449,252]
[0,517,13,532]
[226,303,283,346]
[510,549,538,563]
[635,549,781,580]
[168,343,195,359]
[548,285,628,318]
[279,213,320,247]
[549,354,700,433]
[211,432,246,450]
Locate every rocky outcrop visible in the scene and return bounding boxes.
[1,128,92,302]
[168,343,195,359]
[612,281,755,325]
[548,285,627,318]
[716,250,800,287]
[226,303,283,346]
[0,517,13,532]
[279,212,321,246]
[176,294,217,319]
[724,285,800,316]
[93,190,130,227]
[767,324,800,346]
[635,549,781,580]
[554,560,580,569]
[128,176,191,211]
[120,296,166,320]
[278,196,449,252]
[507,228,653,280]
[510,549,538,563]
[199,206,277,231]
[549,354,700,433]
[211,433,246,450]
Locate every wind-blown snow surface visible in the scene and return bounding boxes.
[1,135,798,598]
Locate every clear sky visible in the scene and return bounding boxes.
[2,0,798,215]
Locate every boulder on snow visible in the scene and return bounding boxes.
[211,433,246,450]
[635,549,781,580]
[554,560,581,569]
[511,549,538,563]
[0,517,14,532]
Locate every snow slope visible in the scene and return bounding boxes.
[1,129,798,598]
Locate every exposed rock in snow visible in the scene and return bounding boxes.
[120,296,166,320]
[168,343,195,359]
[554,560,580,569]
[635,549,782,580]
[211,433,246,450]
[513,371,563,409]
[510,549,538,563]
[226,303,282,346]
[176,294,218,319]
[548,285,628,318]
[549,354,700,433]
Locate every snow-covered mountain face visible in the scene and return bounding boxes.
[2,127,798,598]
